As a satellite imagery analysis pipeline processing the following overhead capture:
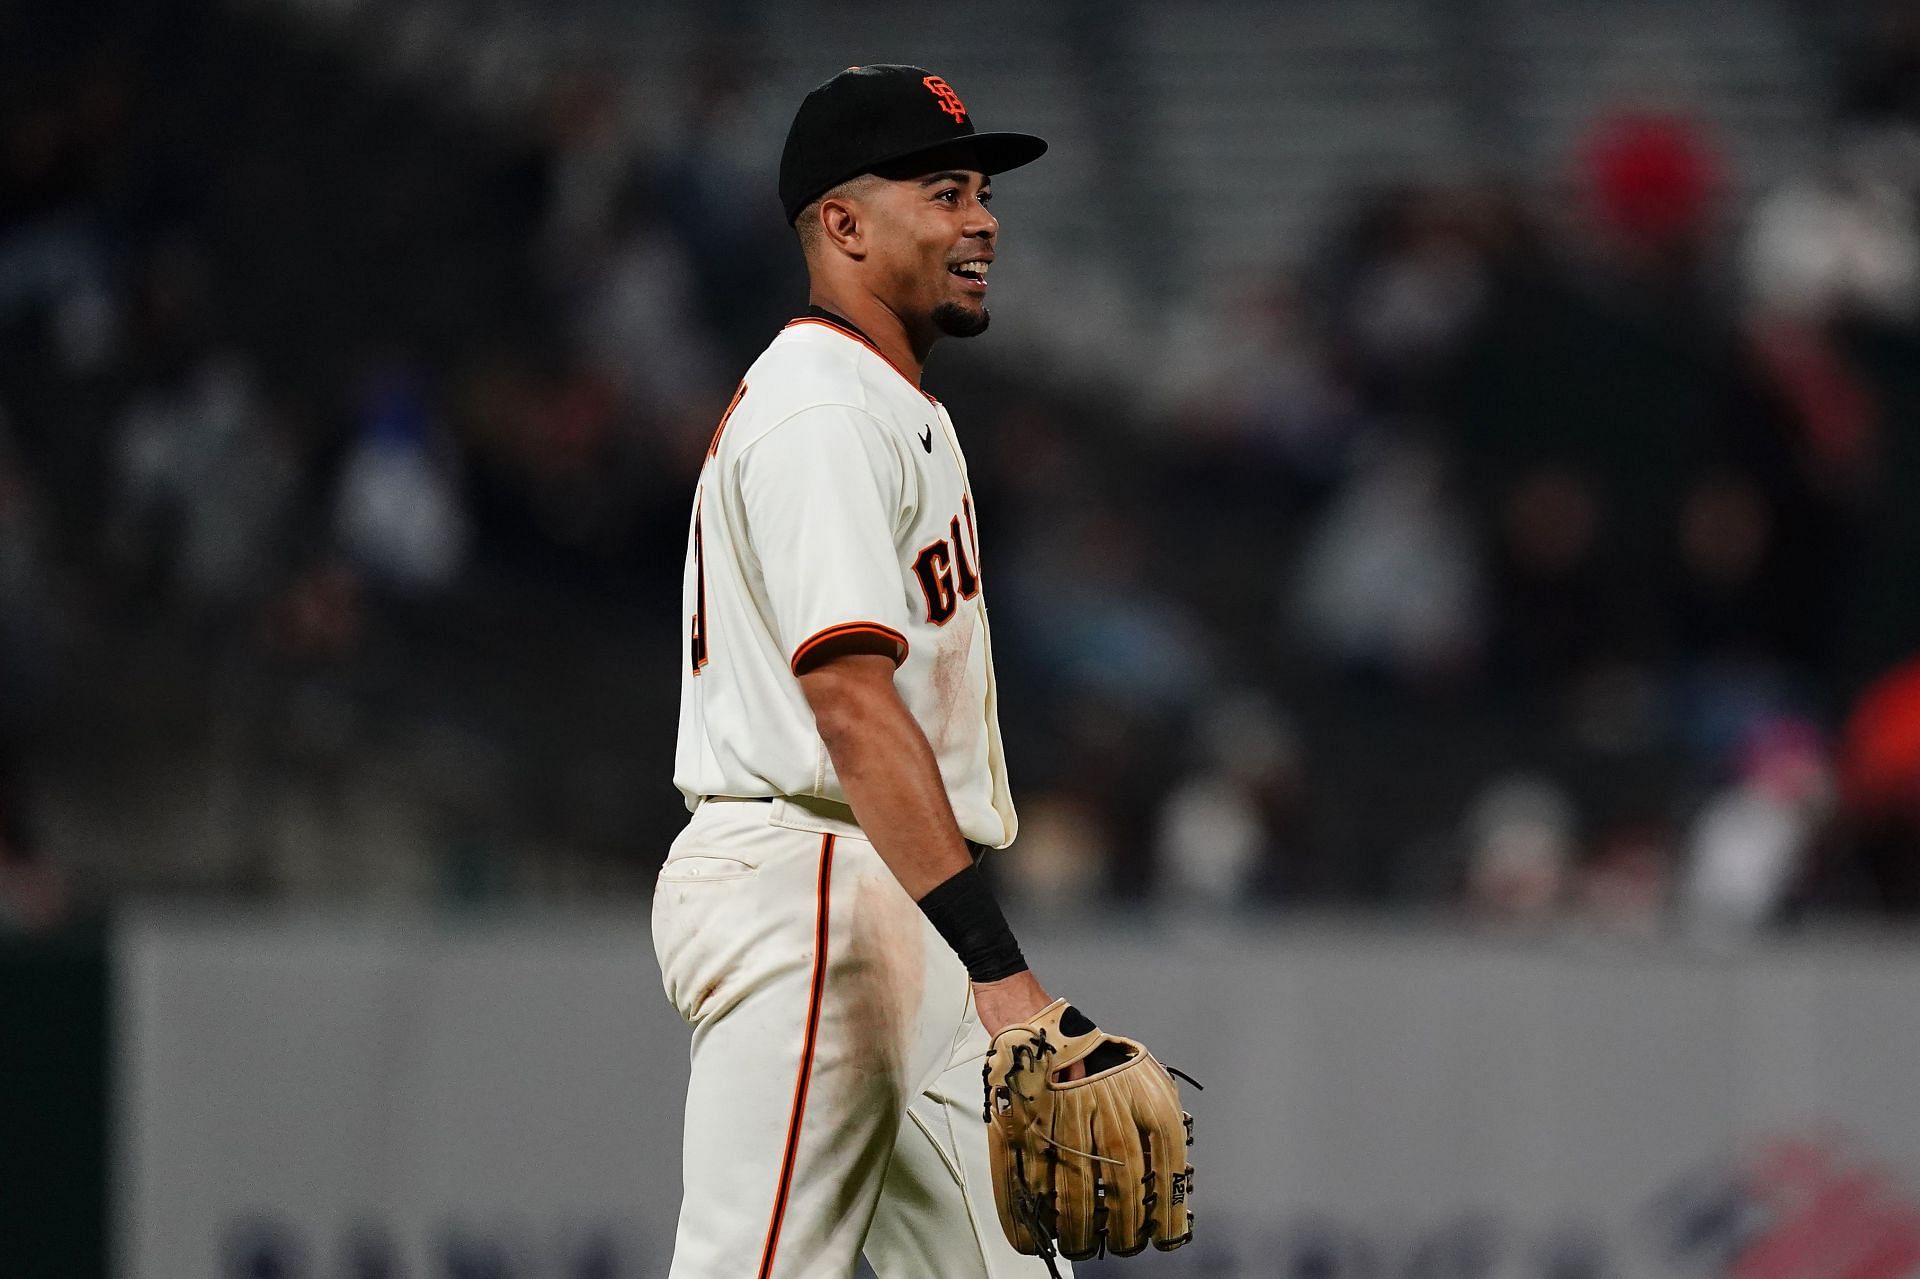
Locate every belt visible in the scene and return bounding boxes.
[699,794,989,864]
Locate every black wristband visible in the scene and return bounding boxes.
[916,863,1028,984]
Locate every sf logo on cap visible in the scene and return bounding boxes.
[922,75,967,122]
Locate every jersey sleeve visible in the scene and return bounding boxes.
[735,404,913,674]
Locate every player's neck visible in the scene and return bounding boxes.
[806,288,929,385]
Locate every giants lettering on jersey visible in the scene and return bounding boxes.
[912,499,981,625]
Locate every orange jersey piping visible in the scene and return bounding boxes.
[789,621,910,675]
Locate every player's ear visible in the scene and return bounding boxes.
[818,195,866,260]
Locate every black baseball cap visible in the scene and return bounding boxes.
[779,64,1048,225]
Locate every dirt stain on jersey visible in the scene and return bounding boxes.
[928,607,978,755]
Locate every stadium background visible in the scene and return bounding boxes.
[7,0,1920,1274]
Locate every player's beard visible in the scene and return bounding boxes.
[932,301,989,338]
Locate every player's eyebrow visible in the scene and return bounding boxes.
[918,171,986,189]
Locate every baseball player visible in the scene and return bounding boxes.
[655,64,1070,1275]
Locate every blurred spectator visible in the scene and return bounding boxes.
[333,366,468,592]
[1744,26,1920,689]
[1579,110,1722,274]
[1008,501,1214,713]
[1290,435,1483,691]
[656,48,799,353]
[530,71,632,276]
[1444,107,1784,720]
[1330,186,1493,413]
[1740,130,1909,539]
[0,72,122,374]
[107,349,297,611]
[1461,772,1578,926]
[1834,656,1920,914]
[1744,132,1920,329]
[1572,819,1676,935]
[1679,717,1832,935]
[455,352,685,582]
[1027,692,1186,904]
[993,790,1107,917]
[1153,274,1354,485]
[1155,691,1309,906]
[565,178,726,423]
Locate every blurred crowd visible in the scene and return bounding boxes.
[7,0,1920,937]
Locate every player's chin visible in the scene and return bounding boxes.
[932,300,990,338]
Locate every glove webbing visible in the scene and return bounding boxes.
[1010,1146,1063,1279]
[994,1033,1071,1276]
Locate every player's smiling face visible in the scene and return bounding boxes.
[871,167,996,338]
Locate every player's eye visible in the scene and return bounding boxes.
[937,188,960,203]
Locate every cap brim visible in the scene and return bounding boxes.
[789,132,1049,224]
[869,131,1049,181]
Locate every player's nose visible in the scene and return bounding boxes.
[962,202,997,239]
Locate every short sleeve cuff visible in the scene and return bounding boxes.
[790,621,910,675]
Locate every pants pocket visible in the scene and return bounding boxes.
[652,867,759,1025]
[657,853,758,884]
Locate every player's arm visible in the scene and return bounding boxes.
[797,647,1056,1037]
[739,404,1059,1037]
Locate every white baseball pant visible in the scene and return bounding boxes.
[652,797,1068,1278]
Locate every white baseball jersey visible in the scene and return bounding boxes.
[673,310,1018,848]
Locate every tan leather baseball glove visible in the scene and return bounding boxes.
[982,998,1195,1271]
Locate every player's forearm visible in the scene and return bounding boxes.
[800,652,1055,1032]
[803,657,974,899]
